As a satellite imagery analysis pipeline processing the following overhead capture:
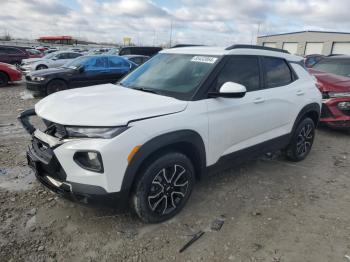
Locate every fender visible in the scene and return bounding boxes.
[121,130,206,192]
[292,103,321,134]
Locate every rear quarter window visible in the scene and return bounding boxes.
[263,57,293,88]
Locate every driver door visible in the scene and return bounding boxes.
[206,55,269,165]
[70,56,109,88]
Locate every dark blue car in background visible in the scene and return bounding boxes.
[25,55,137,96]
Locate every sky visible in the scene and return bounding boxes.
[1,0,350,46]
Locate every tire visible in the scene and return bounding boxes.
[0,72,9,87]
[285,117,315,162]
[132,152,195,223]
[36,65,48,70]
[46,79,67,95]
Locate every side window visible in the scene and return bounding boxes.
[108,57,129,68]
[83,57,108,71]
[131,57,142,65]
[4,48,22,54]
[55,53,69,59]
[214,56,260,92]
[263,57,293,88]
[69,53,81,59]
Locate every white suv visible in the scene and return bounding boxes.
[19,45,322,223]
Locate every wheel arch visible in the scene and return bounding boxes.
[292,103,320,134]
[121,130,207,194]
[35,64,48,70]
[45,78,69,94]
[0,70,10,82]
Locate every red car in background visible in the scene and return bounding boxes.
[0,62,22,87]
[309,56,350,129]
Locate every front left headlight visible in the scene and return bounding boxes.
[65,126,128,139]
[32,76,45,81]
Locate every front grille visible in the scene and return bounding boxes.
[321,105,333,118]
[322,92,329,99]
[44,122,67,139]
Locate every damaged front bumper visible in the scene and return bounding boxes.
[18,109,129,209]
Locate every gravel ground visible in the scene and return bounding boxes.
[1,82,350,262]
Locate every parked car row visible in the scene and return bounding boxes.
[26,55,137,96]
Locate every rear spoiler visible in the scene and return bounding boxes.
[17,108,36,135]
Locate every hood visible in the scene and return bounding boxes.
[309,69,350,92]
[30,67,71,77]
[35,84,188,126]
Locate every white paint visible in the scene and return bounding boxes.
[305,42,324,55]
[283,42,298,55]
[332,42,350,55]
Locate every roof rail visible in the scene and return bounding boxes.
[171,44,205,48]
[225,44,290,54]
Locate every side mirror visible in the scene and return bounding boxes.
[78,66,85,73]
[209,82,247,98]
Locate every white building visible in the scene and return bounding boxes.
[257,31,350,56]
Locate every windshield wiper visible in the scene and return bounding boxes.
[132,87,159,94]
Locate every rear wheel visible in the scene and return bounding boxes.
[132,152,195,223]
[0,72,9,87]
[285,118,315,162]
[46,79,67,95]
[36,65,48,70]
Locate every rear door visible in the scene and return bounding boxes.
[107,56,131,82]
[0,47,10,63]
[259,56,302,136]
[50,53,70,68]
[3,47,24,64]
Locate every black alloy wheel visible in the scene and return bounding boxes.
[286,117,315,162]
[46,79,67,95]
[148,164,189,215]
[132,152,195,223]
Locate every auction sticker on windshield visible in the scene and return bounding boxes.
[191,56,218,64]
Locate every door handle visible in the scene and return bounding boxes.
[296,90,305,96]
[253,97,265,104]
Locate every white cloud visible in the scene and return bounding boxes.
[1,0,350,46]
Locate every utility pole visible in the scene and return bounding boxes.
[169,20,173,48]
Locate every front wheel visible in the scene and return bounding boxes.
[0,72,9,87]
[46,79,67,95]
[132,152,195,223]
[36,65,48,70]
[285,118,315,162]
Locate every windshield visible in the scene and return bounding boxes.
[63,56,89,69]
[120,53,219,100]
[43,52,58,59]
[313,59,350,77]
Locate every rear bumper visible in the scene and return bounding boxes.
[320,98,350,129]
